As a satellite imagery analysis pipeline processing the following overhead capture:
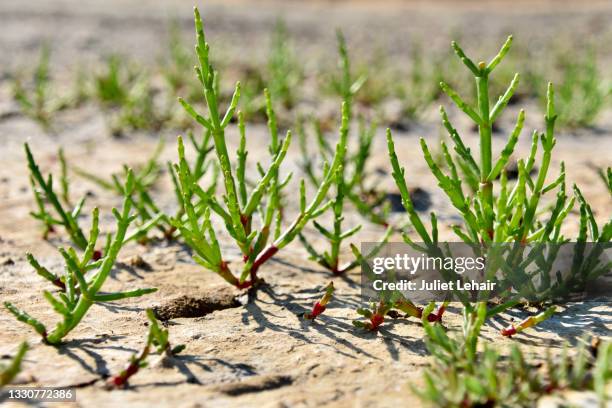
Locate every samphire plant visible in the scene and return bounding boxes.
[4,171,157,345]
[171,8,347,289]
[552,48,610,129]
[266,19,302,111]
[415,303,611,407]
[298,31,392,275]
[27,143,157,248]
[385,36,584,331]
[107,309,185,388]
[12,45,67,131]
[74,138,185,243]
[298,103,363,274]
[26,143,88,249]
[0,342,28,387]
[94,56,172,136]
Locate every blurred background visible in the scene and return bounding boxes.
[1,0,611,134]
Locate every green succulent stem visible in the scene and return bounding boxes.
[0,342,28,386]
[6,171,156,345]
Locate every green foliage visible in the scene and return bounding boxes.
[94,56,170,135]
[12,45,63,130]
[298,32,392,274]
[0,342,28,387]
[389,36,575,245]
[107,309,184,388]
[599,167,612,196]
[26,143,88,248]
[94,56,134,106]
[74,138,173,242]
[172,8,346,289]
[5,172,157,345]
[384,36,609,335]
[267,19,302,110]
[395,45,444,121]
[415,303,611,407]
[552,49,610,128]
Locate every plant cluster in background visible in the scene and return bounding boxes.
[10,18,610,135]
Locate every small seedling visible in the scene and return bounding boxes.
[0,342,28,387]
[395,44,443,123]
[302,282,334,320]
[5,172,157,345]
[353,294,446,331]
[172,8,347,289]
[353,300,392,331]
[94,56,171,135]
[500,306,556,337]
[107,309,184,388]
[94,56,133,107]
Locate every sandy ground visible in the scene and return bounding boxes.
[0,1,611,407]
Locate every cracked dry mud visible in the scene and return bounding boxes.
[0,0,611,407]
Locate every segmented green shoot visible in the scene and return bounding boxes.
[26,143,88,248]
[172,8,347,289]
[298,115,391,228]
[4,171,157,345]
[303,282,334,320]
[108,309,184,388]
[166,129,218,239]
[386,36,577,330]
[0,342,28,387]
[298,103,362,274]
[573,184,611,243]
[12,45,60,130]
